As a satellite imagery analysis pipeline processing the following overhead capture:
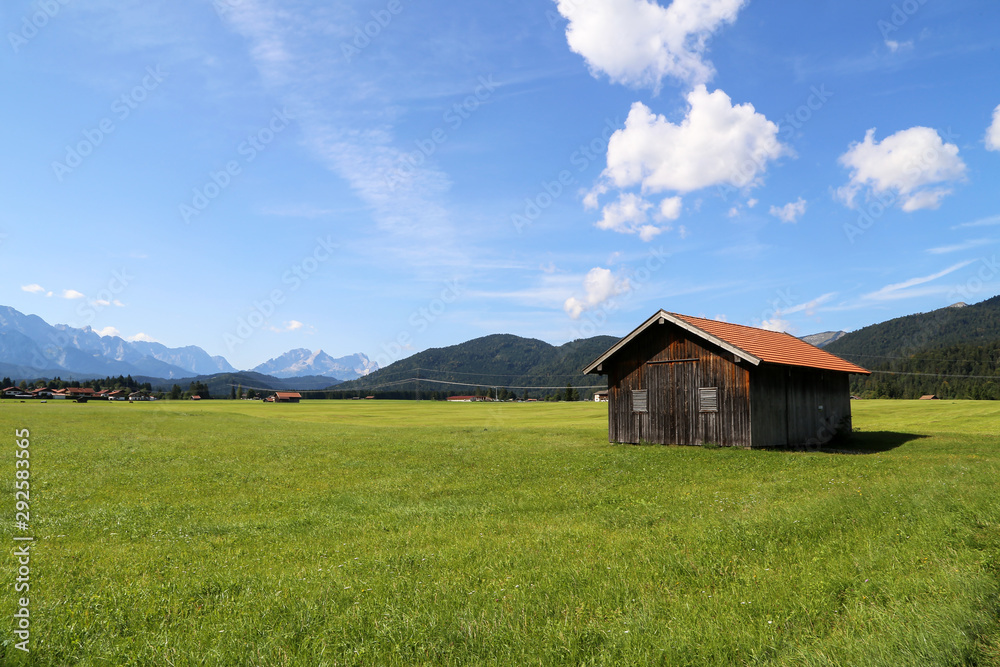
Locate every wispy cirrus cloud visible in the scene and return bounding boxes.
[951,214,1000,230]
[926,239,994,255]
[214,0,469,268]
[861,261,974,301]
[783,292,836,315]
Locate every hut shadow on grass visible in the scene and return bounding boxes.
[824,430,928,454]
[759,431,928,454]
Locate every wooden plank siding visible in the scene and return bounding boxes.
[749,366,852,448]
[606,321,752,447]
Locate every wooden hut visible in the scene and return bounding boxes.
[583,310,870,448]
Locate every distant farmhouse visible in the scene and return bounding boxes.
[584,311,870,448]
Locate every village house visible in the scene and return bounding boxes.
[583,310,870,448]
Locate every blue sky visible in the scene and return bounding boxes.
[3,0,999,370]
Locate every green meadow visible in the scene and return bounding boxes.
[2,399,999,665]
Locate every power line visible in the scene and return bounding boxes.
[229,377,603,393]
[838,352,1000,364]
[868,370,1000,379]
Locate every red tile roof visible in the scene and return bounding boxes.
[583,310,870,375]
[274,392,302,399]
[668,312,869,374]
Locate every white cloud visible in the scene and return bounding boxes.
[862,261,974,301]
[95,326,121,338]
[595,192,664,241]
[555,0,748,89]
[885,39,913,53]
[21,284,45,294]
[769,197,807,223]
[986,104,1000,152]
[837,127,966,212]
[599,87,788,197]
[126,333,158,343]
[759,317,791,333]
[269,320,305,333]
[658,196,682,220]
[564,267,630,319]
[61,289,85,300]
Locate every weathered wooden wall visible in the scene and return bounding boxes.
[749,366,852,448]
[606,322,752,447]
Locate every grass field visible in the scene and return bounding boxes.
[2,399,999,665]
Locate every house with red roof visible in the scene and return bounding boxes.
[583,310,870,449]
[52,387,96,402]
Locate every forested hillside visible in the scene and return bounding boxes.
[825,296,1000,399]
[326,334,617,400]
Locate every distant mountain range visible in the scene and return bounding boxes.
[799,331,847,348]
[5,297,1000,401]
[252,349,377,380]
[330,333,619,399]
[823,295,1000,399]
[0,305,374,381]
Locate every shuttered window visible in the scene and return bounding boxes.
[699,387,719,413]
[632,389,648,414]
